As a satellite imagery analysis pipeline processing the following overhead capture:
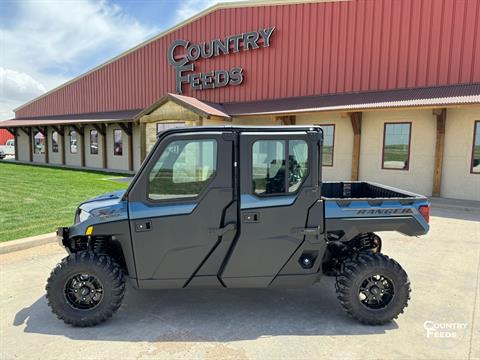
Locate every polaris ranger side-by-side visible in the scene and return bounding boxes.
[48,126,430,326]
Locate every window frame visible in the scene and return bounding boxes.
[146,137,219,203]
[113,129,123,156]
[51,130,59,153]
[471,120,480,175]
[33,130,45,155]
[381,122,412,171]
[315,123,335,167]
[90,129,99,155]
[250,138,310,198]
[69,130,78,154]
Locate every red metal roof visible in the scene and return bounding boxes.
[14,0,480,119]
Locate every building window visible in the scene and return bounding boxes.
[382,122,411,170]
[70,131,78,153]
[472,121,480,174]
[156,122,186,133]
[33,131,45,154]
[252,139,309,195]
[148,139,217,200]
[90,129,98,155]
[113,129,123,156]
[317,124,335,166]
[52,131,59,153]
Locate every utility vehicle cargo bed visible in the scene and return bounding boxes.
[321,181,422,200]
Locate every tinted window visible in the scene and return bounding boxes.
[90,130,98,155]
[252,139,309,195]
[382,123,411,170]
[70,131,77,153]
[317,125,334,166]
[148,139,217,200]
[33,131,45,154]
[113,129,122,156]
[52,131,58,153]
[472,121,480,174]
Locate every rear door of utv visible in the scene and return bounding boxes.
[220,130,325,287]
[127,130,236,288]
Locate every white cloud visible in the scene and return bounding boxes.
[0,0,158,118]
[0,67,46,102]
[174,0,241,23]
[0,67,47,119]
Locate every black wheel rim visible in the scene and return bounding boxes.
[358,274,394,310]
[64,273,104,310]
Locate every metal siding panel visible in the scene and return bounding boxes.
[410,0,419,86]
[378,0,392,90]
[370,0,383,90]
[438,0,455,85]
[427,0,443,85]
[329,2,340,93]
[353,0,366,91]
[361,0,374,91]
[449,0,467,83]
[388,0,401,89]
[473,0,480,82]
[397,0,413,89]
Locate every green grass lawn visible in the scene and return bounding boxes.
[0,163,129,242]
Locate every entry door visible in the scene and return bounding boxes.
[128,131,234,288]
[221,131,320,287]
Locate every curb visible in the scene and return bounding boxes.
[0,232,57,255]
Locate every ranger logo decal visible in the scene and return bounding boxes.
[356,208,413,215]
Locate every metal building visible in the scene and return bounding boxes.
[1,0,479,200]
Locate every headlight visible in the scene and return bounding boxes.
[78,209,91,223]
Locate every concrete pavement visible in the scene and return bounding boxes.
[0,206,479,360]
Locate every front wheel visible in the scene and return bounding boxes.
[335,253,410,325]
[46,252,125,327]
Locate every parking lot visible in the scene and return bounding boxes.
[1,204,479,360]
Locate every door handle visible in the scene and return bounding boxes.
[243,212,259,223]
[135,220,152,232]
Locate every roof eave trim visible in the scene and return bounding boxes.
[228,96,480,116]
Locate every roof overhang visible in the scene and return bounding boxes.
[3,84,479,129]
[0,110,141,128]
[222,83,480,116]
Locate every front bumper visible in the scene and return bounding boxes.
[56,227,69,247]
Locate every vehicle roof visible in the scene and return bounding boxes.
[156,125,323,138]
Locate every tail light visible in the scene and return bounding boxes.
[418,205,430,224]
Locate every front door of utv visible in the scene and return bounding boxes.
[221,130,323,287]
[127,131,235,288]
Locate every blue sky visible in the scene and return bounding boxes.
[0,0,236,119]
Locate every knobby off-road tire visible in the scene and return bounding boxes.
[46,251,125,327]
[335,252,410,325]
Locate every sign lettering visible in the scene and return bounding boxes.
[167,27,275,93]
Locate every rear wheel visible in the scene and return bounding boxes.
[335,252,410,325]
[46,252,125,327]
